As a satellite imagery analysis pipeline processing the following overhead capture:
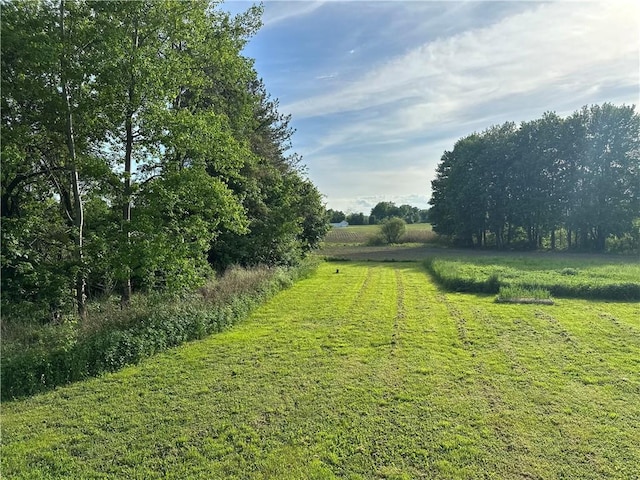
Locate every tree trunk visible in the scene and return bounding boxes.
[550,229,556,250]
[120,21,139,308]
[60,0,87,320]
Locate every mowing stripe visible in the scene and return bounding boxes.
[2,262,638,479]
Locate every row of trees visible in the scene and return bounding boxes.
[429,104,639,251]
[327,202,429,225]
[1,1,327,323]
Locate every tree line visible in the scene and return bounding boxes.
[327,201,429,225]
[429,104,639,252]
[1,1,327,323]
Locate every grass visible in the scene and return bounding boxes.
[3,261,639,478]
[425,256,640,300]
[324,223,436,245]
[495,285,554,304]
[1,263,317,400]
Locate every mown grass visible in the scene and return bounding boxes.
[425,256,640,300]
[3,261,639,479]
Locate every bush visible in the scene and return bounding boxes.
[366,234,387,246]
[380,217,406,244]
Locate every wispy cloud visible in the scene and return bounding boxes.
[261,1,327,28]
[284,2,638,123]
[315,73,338,80]
[232,1,639,211]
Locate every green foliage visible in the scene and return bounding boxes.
[429,104,640,252]
[346,211,367,225]
[369,201,425,224]
[327,209,346,223]
[1,261,317,400]
[380,217,407,244]
[366,234,387,246]
[2,0,327,323]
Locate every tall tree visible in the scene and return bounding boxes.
[429,104,639,252]
[571,104,640,251]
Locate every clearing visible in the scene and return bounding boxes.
[2,261,639,479]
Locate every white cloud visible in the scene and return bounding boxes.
[261,1,639,209]
[284,1,639,125]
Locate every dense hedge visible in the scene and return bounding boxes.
[1,262,317,401]
[424,257,640,301]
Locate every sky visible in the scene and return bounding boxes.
[222,0,640,214]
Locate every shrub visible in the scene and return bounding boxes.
[366,234,387,246]
[380,217,406,244]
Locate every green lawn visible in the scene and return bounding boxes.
[2,261,639,479]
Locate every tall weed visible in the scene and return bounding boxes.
[1,259,318,400]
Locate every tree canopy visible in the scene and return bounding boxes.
[428,104,639,251]
[1,0,328,322]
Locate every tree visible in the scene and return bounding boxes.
[398,204,420,224]
[346,212,367,225]
[569,104,639,251]
[1,0,107,319]
[428,104,639,252]
[512,113,566,249]
[1,0,329,324]
[327,209,346,223]
[370,201,400,223]
[380,217,406,244]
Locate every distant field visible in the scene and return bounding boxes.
[324,223,434,244]
[3,262,639,478]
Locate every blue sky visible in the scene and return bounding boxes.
[222,1,639,213]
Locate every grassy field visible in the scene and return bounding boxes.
[425,256,640,300]
[3,261,639,479]
[324,224,435,245]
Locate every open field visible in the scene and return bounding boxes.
[3,261,639,479]
[324,223,435,244]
